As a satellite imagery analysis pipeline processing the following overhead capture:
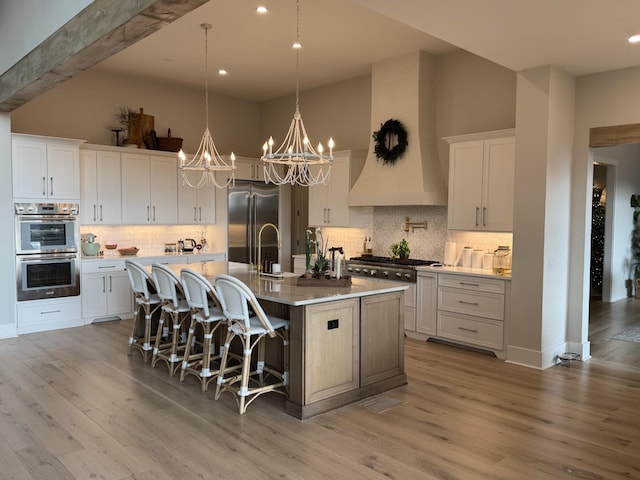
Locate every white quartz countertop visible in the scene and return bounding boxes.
[416,264,512,280]
[81,251,226,264]
[159,261,408,307]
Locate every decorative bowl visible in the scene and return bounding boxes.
[105,243,118,250]
[118,247,139,256]
[82,242,101,256]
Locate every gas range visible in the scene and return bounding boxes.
[345,256,440,283]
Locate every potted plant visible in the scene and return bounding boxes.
[312,227,330,277]
[390,239,410,263]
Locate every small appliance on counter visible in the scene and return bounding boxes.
[178,238,196,252]
[81,233,100,256]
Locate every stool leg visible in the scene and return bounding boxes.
[180,315,197,382]
[151,308,167,368]
[215,327,235,401]
[199,322,213,392]
[128,303,142,355]
[238,333,253,415]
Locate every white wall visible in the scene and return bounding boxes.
[569,66,640,355]
[0,113,15,334]
[0,0,92,75]
[11,69,262,157]
[509,66,576,369]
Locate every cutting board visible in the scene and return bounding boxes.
[127,108,154,148]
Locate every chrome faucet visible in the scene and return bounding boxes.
[257,222,281,273]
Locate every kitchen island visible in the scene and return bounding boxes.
[165,261,408,419]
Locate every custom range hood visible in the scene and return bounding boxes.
[348,51,447,206]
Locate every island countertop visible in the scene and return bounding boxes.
[160,261,408,306]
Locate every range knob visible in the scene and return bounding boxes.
[382,270,389,277]
[404,273,411,280]
[362,268,369,274]
[395,272,402,278]
[347,267,353,273]
[354,267,361,273]
[369,269,377,276]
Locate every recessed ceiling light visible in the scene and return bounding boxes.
[292,41,302,49]
[218,69,228,76]
[628,34,640,44]
[256,6,268,14]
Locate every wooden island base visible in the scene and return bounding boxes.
[268,290,407,420]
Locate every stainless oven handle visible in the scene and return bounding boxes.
[17,253,78,262]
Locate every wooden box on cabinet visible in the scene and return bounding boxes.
[444,129,515,232]
[12,134,83,201]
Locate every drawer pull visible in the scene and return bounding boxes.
[459,282,480,287]
[458,300,480,306]
[41,310,61,315]
[458,326,479,333]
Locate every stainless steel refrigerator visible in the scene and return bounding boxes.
[228,180,279,266]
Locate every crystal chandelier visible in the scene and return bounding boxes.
[261,0,334,186]
[178,23,235,189]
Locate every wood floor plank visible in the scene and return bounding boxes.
[0,315,639,479]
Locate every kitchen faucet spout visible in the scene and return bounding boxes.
[257,223,281,273]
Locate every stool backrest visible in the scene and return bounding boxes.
[180,268,222,317]
[152,263,182,309]
[215,274,274,334]
[125,259,154,302]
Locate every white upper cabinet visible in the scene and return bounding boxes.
[12,134,82,201]
[445,130,515,232]
[233,156,264,181]
[177,173,216,224]
[308,150,365,227]
[80,149,122,225]
[121,152,177,224]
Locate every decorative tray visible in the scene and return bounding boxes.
[296,275,352,287]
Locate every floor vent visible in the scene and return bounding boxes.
[360,395,402,413]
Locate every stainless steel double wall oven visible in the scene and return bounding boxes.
[15,202,80,301]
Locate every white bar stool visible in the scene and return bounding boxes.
[125,259,162,363]
[151,263,191,375]
[180,268,227,392]
[214,274,290,414]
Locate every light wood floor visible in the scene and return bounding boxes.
[0,317,638,479]
[589,296,640,366]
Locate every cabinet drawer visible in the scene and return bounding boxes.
[438,274,505,294]
[438,287,504,320]
[437,311,504,350]
[18,297,82,334]
[82,260,127,274]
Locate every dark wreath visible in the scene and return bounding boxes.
[372,119,408,165]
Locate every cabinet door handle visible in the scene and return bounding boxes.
[458,300,480,306]
[458,326,479,333]
[198,206,202,222]
[102,277,106,293]
[99,205,103,222]
[93,204,97,222]
[483,206,487,226]
[475,206,480,226]
[109,276,113,293]
[50,177,54,195]
[42,176,46,196]
[153,206,156,222]
[459,282,479,287]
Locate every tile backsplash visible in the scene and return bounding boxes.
[80,225,220,255]
[313,206,512,263]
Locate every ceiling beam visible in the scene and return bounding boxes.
[0,0,208,113]
[590,123,640,147]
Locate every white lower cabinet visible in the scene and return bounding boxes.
[413,272,437,337]
[81,260,133,323]
[412,270,509,358]
[17,296,82,334]
[437,274,506,356]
